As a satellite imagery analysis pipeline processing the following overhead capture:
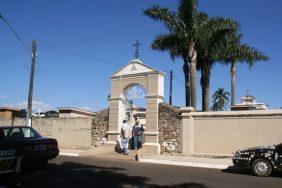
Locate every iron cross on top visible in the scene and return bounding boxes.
[133,40,142,59]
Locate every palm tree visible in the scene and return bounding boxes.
[149,34,192,106]
[220,34,269,106]
[197,19,268,111]
[195,15,239,111]
[144,0,199,108]
[211,88,230,111]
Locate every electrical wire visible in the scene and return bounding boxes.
[42,31,159,48]
[39,12,282,47]
[164,69,185,87]
[174,74,185,86]
[0,13,31,57]
[237,11,282,22]
[39,42,123,66]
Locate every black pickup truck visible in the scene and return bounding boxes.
[233,143,282,176]
[0,138,22,187]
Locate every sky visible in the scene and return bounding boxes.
[0,0,281,112]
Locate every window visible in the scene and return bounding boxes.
[3,127,41,139]
[5,128,24,139]
[0,129,5,142]
[4,129,11,137]
[277,144,282,155]
[21,127,41,138]
[22,127,35,138]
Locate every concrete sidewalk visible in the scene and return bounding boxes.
[139,154,233,169]
[59,147,233,170]
[59,148,85,156]
[59,146,116,157]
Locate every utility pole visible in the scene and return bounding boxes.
[169,70,173,105]
[27,40,37,127]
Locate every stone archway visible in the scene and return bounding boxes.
[107,59,165,155]
[122,83,146,123]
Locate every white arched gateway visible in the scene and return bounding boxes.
[107,59,165,155]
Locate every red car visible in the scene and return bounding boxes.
[0,126,59,167]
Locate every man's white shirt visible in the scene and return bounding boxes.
[121,123,132,138]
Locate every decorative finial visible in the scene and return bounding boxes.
[133,40,142,59]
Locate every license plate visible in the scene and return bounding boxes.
[0,149,16,157]
[34,145,46,151]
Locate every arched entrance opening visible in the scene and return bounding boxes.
[107,59,165,155]
[122,83,146,125]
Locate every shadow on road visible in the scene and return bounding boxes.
[222,166,252,176]
[150,183,206,188]
[222,166,282,178]
[22,162,207,188]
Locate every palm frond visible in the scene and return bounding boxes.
[219,34,269,66]
[178,0,198,40]
[211,88,230,111]
[144,5,179,32]
[151,33,184,60]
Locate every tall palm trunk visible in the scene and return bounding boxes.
[183,60,191,107]
[191,61,197,109]
[189,46,197,110]
[230,62,236,106]
[200,63,211,111]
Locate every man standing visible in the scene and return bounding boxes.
[121,120,132,155]
[132,119,144,150]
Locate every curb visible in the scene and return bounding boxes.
[59,152,80,157]
[139,158,231,169]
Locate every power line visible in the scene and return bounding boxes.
[232,12,282,22]
[39,42,123,66]
[42,31,158,49]
[39,27,162,47]
[164,69,185,87]
[39,23,163,44]
[0,13,31,56]
[174,74,185,87]
[41,12,282,47]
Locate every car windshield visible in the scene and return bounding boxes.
[3,127,41,139]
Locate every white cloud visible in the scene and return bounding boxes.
[16,100,52,112]
[0,95,6,99]
[80,106,93,111]
[4,101,52,112]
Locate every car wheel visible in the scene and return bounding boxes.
[8,173,22,188]
[40,159,48,166]
[251,158,272,177]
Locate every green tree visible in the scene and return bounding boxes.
[219,34,269,106]
[211,88,230,111]
[144,0,198,108]
[195,15,239,111]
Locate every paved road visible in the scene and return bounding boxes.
[21,156,282,188]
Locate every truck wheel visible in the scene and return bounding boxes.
[251,158,272,177]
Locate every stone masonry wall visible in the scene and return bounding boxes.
[0,118,26,126]
[158,103,181,154]
[92,108,109,147]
